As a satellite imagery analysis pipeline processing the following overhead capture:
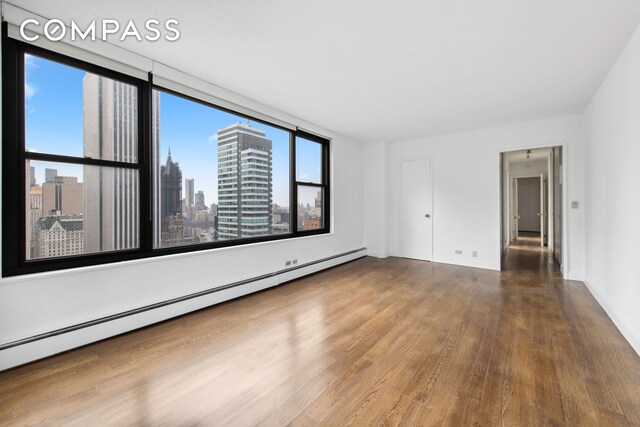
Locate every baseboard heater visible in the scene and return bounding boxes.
[0,248,367,371]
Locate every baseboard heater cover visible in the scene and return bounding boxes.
[0,248,367,370]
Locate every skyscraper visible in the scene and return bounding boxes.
[83,74,147,253]
[45,168,58,183]
[160,149,183,220]
[217,121,272,239]
[185,178,194,207]
[28,165,36,187]
[195,190,206,211]
[159,149,187,246]
[42,176,84,216]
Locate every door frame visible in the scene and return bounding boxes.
[399,156,434,262]
[498,143,569,278]
[512,177,518,242]
[539,173,546,247]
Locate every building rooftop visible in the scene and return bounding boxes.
[37,214,84,232]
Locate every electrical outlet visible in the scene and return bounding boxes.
[571,201,579,209]
[292,259,298,265]
[285,260,292,266]
[455,250,463,255]
[472,251,478,258]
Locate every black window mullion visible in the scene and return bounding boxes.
[290,131,297,236]
[24,152,141,170]
[294,182,324,188]
[323,139,331,231]
[3,28,24,271]
[139,73,153,252]
[17,41,28,266]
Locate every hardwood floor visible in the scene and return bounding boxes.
[1,249,639,426]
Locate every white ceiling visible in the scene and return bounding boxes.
[12,0,640,142]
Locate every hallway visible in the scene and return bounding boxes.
[1,255,639,425]
[502,231,559,275]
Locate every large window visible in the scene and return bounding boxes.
[2,38,330,276]
[19,52,145,263]
[153,89,291,248]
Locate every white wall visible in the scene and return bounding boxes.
[364,115,585,276]
[583,25,640,355]
[363,141,389,257]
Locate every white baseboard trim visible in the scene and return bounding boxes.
[432,255,500,271]
[367,249,389,258]
[567,270,585,281]
[583,279,640,357]
[0,248,367,371]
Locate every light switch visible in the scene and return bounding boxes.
[571,201,579,209]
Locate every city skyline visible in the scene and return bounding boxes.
[24,53,321,208]
[24,53,325,258]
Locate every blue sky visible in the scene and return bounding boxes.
[25,54,322,207]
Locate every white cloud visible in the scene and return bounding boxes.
[25,54,39,70]
[208,133,217,144]
[25,55,39,101]
[25,82,37,100]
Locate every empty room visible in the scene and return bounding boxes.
[1,0,639,425]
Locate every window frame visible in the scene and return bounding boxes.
[293,132,331,233]
[2,32,331,277]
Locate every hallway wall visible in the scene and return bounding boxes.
[584,24,640,356]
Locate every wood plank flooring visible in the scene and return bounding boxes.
[1,242,639,426]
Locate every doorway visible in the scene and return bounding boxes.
[400,158,433,261]
[500,146,564,273]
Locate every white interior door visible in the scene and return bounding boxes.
[400,158,432,261]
